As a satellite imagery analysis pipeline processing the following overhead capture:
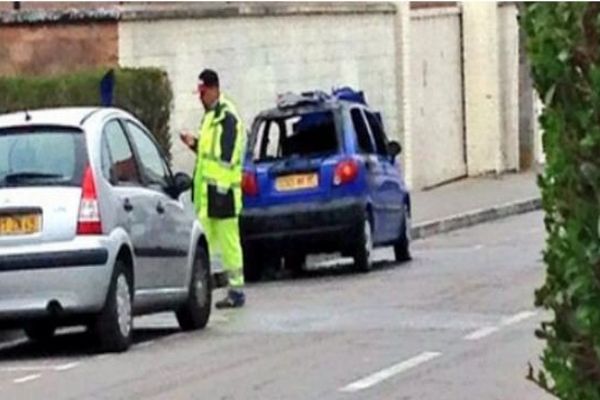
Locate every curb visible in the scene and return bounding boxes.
[411,197,542,240]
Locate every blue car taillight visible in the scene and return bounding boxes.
[333,159,359,186]
[242,171,259,196]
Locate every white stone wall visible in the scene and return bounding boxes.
[117,3,525,188]
[462,2,503,176]
[410,7,466,189]
[462,2,521,177]
[118,11,397,173]
[393,2,413,188]
[498,3,520,172]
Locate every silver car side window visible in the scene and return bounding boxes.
[103,120,142,185]
[125,121,171,191]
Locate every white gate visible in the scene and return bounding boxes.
[410,7,466,189]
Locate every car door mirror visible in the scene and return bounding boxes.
[388,141,402,159]
[172,172,192,197]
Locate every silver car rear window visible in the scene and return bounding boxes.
[0,126,87,188]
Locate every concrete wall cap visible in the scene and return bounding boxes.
[120,2,396,22]
[0,8,119,25]
[0,2,396,25]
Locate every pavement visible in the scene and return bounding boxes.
[0,170,542,344]
[0,211,551,399]
[411,170,541,239]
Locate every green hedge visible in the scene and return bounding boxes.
[523,3,600,399]
[0,68,173,159]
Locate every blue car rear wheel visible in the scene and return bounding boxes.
[353,215,373,272]
[394,205,412,262]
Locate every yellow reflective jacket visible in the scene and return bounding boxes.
[193,95,245,219]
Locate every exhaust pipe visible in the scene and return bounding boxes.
[46,300,63,317]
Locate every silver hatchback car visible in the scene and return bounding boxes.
[0,107,218,352]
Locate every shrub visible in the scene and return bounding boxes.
[0,67,173,159]
[523,3,600,398]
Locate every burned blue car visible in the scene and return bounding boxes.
[240,88,411,280]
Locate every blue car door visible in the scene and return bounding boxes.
[349,107,389,244]
[364,110,405,242]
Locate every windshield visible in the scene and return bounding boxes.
[252,110,340,162]
[0,127,87,188]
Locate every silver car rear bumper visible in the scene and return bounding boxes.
[0,237,116,319]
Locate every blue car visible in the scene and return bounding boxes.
[240,88,411,280]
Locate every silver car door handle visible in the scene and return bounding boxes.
[123,198,134,212]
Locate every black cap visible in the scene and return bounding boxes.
[198,69,219,87]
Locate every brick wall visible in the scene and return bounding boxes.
[0,21,118,76]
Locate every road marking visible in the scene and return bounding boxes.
[211,314,229,323]
[13,374,41,384]
[501,310,537,326]
[463,326,500,341]
[339,351,442,392]
[0,362,81,373]
[0,366,48,372]
[0,338,28,352]
[135,340,155,348]
[464,310,538,341]
[53,362,80,371]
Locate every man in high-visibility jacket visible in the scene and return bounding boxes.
[180,69,246,309]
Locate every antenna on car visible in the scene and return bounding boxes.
[24,109,31,121]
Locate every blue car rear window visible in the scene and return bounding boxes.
[252,110,339,162]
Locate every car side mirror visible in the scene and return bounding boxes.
[172,172,192,197]
[388,141,402,158]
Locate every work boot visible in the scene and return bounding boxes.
[215,289,245,309]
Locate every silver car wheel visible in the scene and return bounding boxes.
[116,274,132,338]
[195,270,207,308]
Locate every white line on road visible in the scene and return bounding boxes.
[13,374,41,384]
[53,362,80,371]
[0,362,81,373]
[501,310,537,326]
[463,310,538,341]
[0,338,28,352]
[135,340,156,348]
[463,326,500,341]
[339,351,442,393]
[0,366,55,372]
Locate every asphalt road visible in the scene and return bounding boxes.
[0,211,552,400]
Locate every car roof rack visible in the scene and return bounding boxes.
[276,87,367,109]
[332,87,367,105]
[276,91,331,109]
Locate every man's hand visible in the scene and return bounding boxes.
[180,131,197,151]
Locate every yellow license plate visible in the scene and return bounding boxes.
[275,173,319,192]
[0,214,41,236]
